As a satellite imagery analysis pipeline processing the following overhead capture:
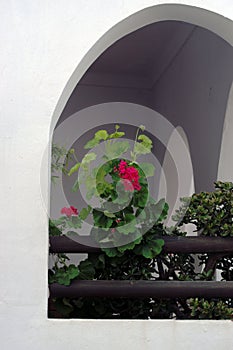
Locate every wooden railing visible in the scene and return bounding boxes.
[49,236,233,299]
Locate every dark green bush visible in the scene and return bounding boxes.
[49,137,233,319]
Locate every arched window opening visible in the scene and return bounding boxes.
[49,15,233,319]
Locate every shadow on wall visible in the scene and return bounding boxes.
[158,126,195,226]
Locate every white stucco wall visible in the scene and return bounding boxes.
[1,1,233,349]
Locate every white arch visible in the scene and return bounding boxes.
[218,80,233,181]
[50,4,233,133]
[158,126,195,227]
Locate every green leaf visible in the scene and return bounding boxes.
[56,271,72,286]
[137,190,148,208]
[151,239,164,255]
[98,254,105,263]
[95,130,109,141]
[54,298,74,316]
[99,236,111,243]
[79,206,92,220]
[51,217,67,226]
[84,138,99,149]
[48,270,56,284]
[157,200,169,222]
[90,227,109,244]
[139,125,145,131]
[72,177,80,192]
[105,141,130,159]
[139,162,155,177]
[134,134,153,155]
[113,189,131,205]
[66,231,80,240]
[78,260,95,279]
[67,264,80,279]
[86,187,96,200]
[134,238,164,258]
[102,247,119,257]
[93,209,104,226]
[108,131,125,139]
[117,241,137,253]
[117,219,136,234]
[82,152,96,164]
[136,208,146,220]
[84,175,97,199]
[93,209,113,228]
[138,134,152,146]
[125,213,135,222]
[103,210,116,218]
[49,220,62,236]
[134,142,151,155]
[95,165,113,196]
[68,162,81,176]
[151,198,169,222]
[141,246,154,259]
[67,216,82,229]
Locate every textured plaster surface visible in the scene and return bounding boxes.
[1,1,233,349]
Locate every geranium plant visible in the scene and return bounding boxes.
[49,126,233,320]
[50,125,167,256]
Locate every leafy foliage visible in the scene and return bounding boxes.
[173,181,233,237]
[51,144,76,184]
[49,128,233,320]
[189,298,233,319]
[49,219,62,236]
[49,264,79,286]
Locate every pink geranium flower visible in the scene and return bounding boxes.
[61,206,78,217]
[117,160,141,191]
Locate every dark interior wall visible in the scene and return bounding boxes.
[57,82,151,126]
[53,20,233,216]
[150,25,233,192]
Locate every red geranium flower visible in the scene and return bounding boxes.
[61,206,78,217]
[117,160,141,191]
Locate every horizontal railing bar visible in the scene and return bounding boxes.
[49,236,233,254]
[49,280,233,298]
[50,236,100,253]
